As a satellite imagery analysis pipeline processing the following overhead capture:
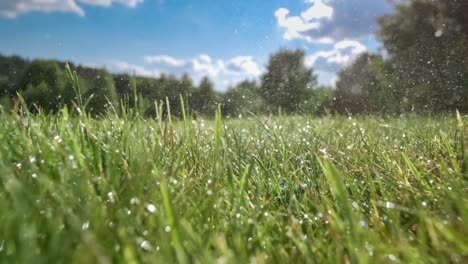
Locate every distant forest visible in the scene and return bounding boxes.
[1,0,467,117]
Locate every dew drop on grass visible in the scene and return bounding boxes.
[359,220,366,227]
[81,221,89,230]
[130,197,140,205]
[53,135,62,143]
[140,240,152,251]
[385,201,395,208]
[107,192,115,203]
[31,173,38,178]
[165,226,171,232]
[146,204,156,213]
[421,201,427,207]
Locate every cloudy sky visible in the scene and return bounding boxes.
[0,0,394,91]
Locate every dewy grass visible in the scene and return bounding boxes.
[0,108,467,263]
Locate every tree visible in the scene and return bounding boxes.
[165,74,194,117]
[299,86,334,116]
[260,49,317,114]
[85,69,118,115]
[191,76,218,116]
[0,55,29,97]
[378,0,468,113]
[222,80,263,117]
[18,60,66,112]
[333,53,395,115]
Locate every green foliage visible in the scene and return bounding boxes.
[191,76,218,116]
[163,74,194,117]
[0,112,466,262]
[334,53,396,115]
[261,49,318,114]
[0,55,29,96]
[377,0,468,113]
[19,60,66,112]
[222,80,262,117]
[85,69,118,116]
[299,86,334,115]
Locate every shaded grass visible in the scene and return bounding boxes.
[0,107,467,263]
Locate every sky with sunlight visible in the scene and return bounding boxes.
[0,0,395,91]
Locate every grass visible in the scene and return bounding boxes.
[0,104,467,263]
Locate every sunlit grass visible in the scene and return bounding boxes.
[0,106,466,263]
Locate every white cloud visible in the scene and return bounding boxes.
[275,0,334,43]
[274,8,323,43]
[79,0,143,8]
[145,54,261,79]
[0,0,143,18]
[144,55,187,67]
[96,55,262,92]
[306,40,367,71]
[301,0,333,21]
[106,61,161,78]
[275,0,394,43]
[225,56,262,76]
[0,0,85,18]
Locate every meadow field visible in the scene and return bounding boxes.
[0,106,466,263]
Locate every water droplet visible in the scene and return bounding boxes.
[130,197,140,205]
[146,204,156,213]
[165,226,171,232]
[82,221,90,230]
[107,192,115,203]
[140,240,152,251]
[54,135,62,143]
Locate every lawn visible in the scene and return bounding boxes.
[0,107,466,263]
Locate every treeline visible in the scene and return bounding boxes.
[333,0,468,114]
[1,0,467,117]
[0,51,333,118]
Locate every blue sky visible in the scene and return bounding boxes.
[0,0,394,91]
